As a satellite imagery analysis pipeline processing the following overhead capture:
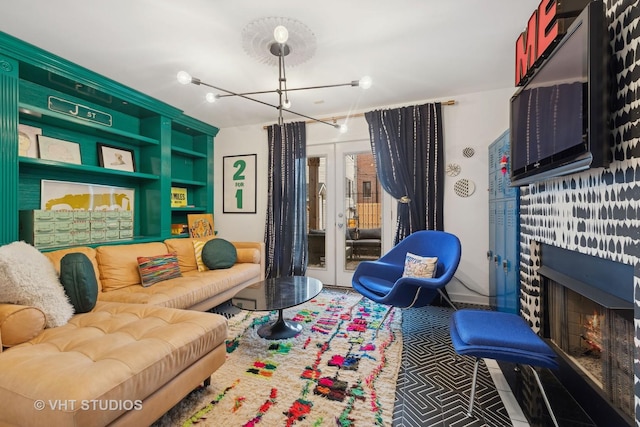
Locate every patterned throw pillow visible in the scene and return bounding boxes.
[192,240,209,272]
[402,252,438,278]
[137,253,182,287]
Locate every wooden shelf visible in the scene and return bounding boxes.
[19,157,159,181]
[171,146,207,158]
[19,103,160,146]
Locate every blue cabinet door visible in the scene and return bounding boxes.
[488,201,497,308]
[488,130,520,314]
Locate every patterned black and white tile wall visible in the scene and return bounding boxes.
[518,0,640,421]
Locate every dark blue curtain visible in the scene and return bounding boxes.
[265,121,308,278]
[365,103,444,244]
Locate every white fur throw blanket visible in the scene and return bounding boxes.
[0,241,73,327]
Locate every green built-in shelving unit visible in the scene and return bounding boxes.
[0,31,218,247]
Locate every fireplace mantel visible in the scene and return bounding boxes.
[537,266,632,309]
[537,243,633,309]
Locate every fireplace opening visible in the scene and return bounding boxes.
[546,280,634,416]
[538,243,634,424]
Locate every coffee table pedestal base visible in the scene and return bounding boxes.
[257,309,302,339]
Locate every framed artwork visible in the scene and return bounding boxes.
[187,213,214,238]
[171,187,188,208]
[37,135,81,164]
[223,154,257,213]
[98,143,136,172]
[41,180,134,211]
[18,124,41,158]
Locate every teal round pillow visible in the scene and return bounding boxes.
[202,238,237,270]
[59,252,98,313]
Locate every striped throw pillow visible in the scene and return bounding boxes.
[193,240,209,272]
[137,253,182,287]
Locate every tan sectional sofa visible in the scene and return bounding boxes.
[44,237,265,311]
[0,237,265,426]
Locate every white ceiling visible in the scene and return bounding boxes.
[0,0,539,129]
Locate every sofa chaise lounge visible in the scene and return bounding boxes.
[0,236,265,426]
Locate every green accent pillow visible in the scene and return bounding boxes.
[202,238,237,270]
[59,252,98,313]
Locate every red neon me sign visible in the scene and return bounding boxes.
[515,0,559,86]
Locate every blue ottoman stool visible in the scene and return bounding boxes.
[450,309,559,426]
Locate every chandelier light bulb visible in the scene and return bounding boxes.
[205,92,218,103]
[358,76,373,90]
[283,99,292,109]
[177,71,192,85]
[273,25,289,44]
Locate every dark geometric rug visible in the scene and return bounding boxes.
[392,305,512,426]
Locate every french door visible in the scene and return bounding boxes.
[306,140,388,287]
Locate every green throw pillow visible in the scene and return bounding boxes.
[202,238,237,269]
[59,252,98,313]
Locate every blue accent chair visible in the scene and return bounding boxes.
[450,309,559,426]
[351,230,462,310]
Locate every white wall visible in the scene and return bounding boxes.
[214,86,515,304]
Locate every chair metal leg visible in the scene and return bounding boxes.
[466,358,480,417]
[529,366,559,427]
[438,289,457,310]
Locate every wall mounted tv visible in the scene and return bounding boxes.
[510,1,610,186]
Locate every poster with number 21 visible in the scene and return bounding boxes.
[223,154,257,213]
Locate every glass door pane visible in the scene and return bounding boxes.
[344,151,382,271]
[307,155,327,268]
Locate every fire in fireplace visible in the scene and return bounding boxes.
[582,310,602,355]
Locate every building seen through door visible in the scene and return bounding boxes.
[307,152,382,270]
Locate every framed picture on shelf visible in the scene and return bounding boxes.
[187,213,214,238]
[37,135,81,164]
[41,180,134,211]
[18,124,41,158]
[171,187,188,208]
[223,154,257,213]
[98,143,136,172]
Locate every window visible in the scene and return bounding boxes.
[363,181,371,198]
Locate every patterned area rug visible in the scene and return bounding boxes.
[158,290,402,426]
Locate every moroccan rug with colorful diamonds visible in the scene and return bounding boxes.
[179,290,401,427]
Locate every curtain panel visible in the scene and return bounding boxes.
[264,121,308,278]
[365,103,444,244]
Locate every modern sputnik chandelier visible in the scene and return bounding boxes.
[177,17,371,131]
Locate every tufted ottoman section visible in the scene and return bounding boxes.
[0,301,227,427]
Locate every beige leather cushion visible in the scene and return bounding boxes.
[96,242,168,292]
[237,248,260,264]
[165,236,215,273]
[0,304,46,347]
[44,246,102,292]
[0,301,227,427]
[98,263,261,308]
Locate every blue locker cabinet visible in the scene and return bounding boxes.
[487,130,520,313]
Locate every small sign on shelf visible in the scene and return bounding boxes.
[171,187,188,208]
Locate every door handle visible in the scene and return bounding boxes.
[502,259,509,273]
[486,250,493,260]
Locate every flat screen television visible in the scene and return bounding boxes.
[510,1,610,186]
